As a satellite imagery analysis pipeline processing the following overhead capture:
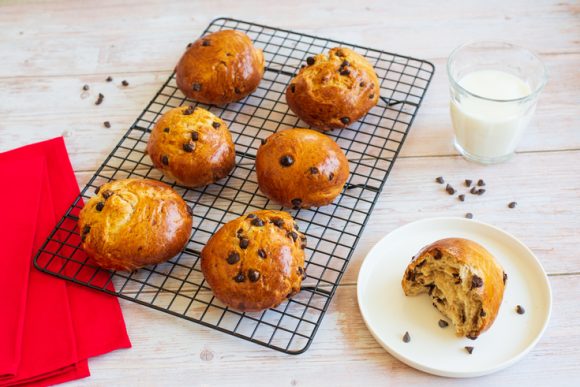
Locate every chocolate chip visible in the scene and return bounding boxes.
[293,223,300,231]
[227,252,240,265]
[121,80,129,86]
[251,218,264,227]
[234,273,245,282]
[435,176,445,184]
[102,190,114,199]
[359,81,365,87]
[465,179,472,187]
[471,274,483,289]
[183,142,195,152]
[417,259,427,267]
[426,284,435,295]
[244,269,260,283]
[369,94,375,99]
[291,198,302,208]
[476,189,486,195]
[458,194,465,202]
[309,167,319,174]
[164,127,170,133]
[508,201,517,209]
[516,305,525,315]
[82,225,91,234]
[335,50,345,57]
[212,121,220,129]
[106,76,113,82]
[340,117,350,125]
[402,332,411,343]
[103,121,111,128]
[477,179,486,186]
[192,83,202,92]
[82,84,89,91]
[432,249,442,260]
[341,60,350,67]
[306,56,315,65]
[503,272,508,284]
[298,267,304,275]
[186,42,193,48]
[258,249,267,259]
[465,346,474,354]
[239,238,249,249]
[287,231,298,242]
[446,184,456,195]
[186,206,193,216]
[467,335,478,340]
[81,233,87,242]
[191,131,199,141]
[465,213,473,219]
[470,187,478,194]
[161,155,169,165]
[480,309,486,317]
[95,93,104,105]
[183,105,195,115]
[94,186,101,194]
[438,319,448,328]
[96,202,105,212]
[290,84,296,93]
[340,69,350,76]
[202,39,211,46]
[300,242,307,249]
[280,155,294,167]
[271,217,284,228]
[247,214,256,219]
[234,87,241,94]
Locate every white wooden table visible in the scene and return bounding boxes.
[1,0,579,385]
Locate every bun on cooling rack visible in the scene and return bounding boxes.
[175,29,265,105]
[201,210,306,312]
[286,47,379,130]
[78,178,192,271]
[146,105,235,188]
[255,128,349,209]
[402,238,507,339]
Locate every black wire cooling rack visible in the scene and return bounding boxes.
[33,18,434,354]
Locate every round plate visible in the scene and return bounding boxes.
[357,217,552,378]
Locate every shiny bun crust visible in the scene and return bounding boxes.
[201,210,306,312]
[146,106,235,188]
[78,179,192,271]
[256,128,349,208]
[175,29,265,105]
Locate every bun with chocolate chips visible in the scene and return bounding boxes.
[201,210,306,312]
[286,47,379,130]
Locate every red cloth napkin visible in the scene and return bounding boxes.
[0,137,131,386]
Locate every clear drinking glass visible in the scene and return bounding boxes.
[447,42,547,164]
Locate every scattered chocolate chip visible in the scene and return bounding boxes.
[435,176,445,184]
[340,69,350,76]
[516,305,525,315]
[508,201,517,209]
[465,213,473,219]
[247,214,256,219]
[191,131,199,141]
[186,206,193,216]
[477,179,486,186]
[458,194,465,202]
[471,274,483,289]
[309,167,319,175]
[476,189,486,195]
[287,231,298,242]
[163,127,170,133]
[161,155,169,165]
[234,273,245,282]
[82,84,89,91]
[359,81,365,87]
[248,269,260,282]
[503,272,508,284]
[212,121,220,129]
[280,155,294,167]
[328,172,334,181]
[402,332,411,343]
[446,184,456,195]
[96,202,105,212]
[258,249,267,259]
[103,121,111,128]
[465,179,472,187]
[251,218,264,227]
[290,84,296,93]
[306,56,315,66]
[234,87,241,94]
[82,225,91,234]
[465,346,474,354]
[121,80,129,86]
[192,83,202,92]
[271,217,284,228]
[291,198,302,208]
[239,238,249,249]
[438,319,449,328]
[183,142,195,152]
[469,187,477,195]
[202,39,211,46]
[183,105,195,115]
[102,190,114,199]
[480,309,486,317]
[227,252,240,265]
[95,93,104,105]
[106,76,113,82]
[340,117,350,125]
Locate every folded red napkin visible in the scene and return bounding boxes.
[0,137,131,386]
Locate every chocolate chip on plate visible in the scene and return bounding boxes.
[446,184,456,195]
[438,319,449,328]
[465,213,473,219]
[435,176,445,184]
[516,305,526,315]
[106,76,113,82]
[82,84,89,91]
[402,331,411,343]
[508,201,517,209]
[476,189,486,195]
[239,238,249,249]
[279,155,294,167]
[103,121,111,128]
[95,93,104,105]
[306,56,315,66]
[477,179,486,186]
[465,179,472,187]
[465,346,474,354]
[227,252,240,265]
[251,217,264,227]
[470,187,478,195]
[248,269,260,282]
[458,194,465,202]
[122,80,129,86]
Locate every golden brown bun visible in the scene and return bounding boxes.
[78,179,192,271]
[175,30,265,105]
[402,238,506,339]
[201,210,306,312]
[256,128,349,208]
[146,106,235,188]
[286,47,379,130]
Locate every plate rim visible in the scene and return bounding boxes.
[356,216,553,378]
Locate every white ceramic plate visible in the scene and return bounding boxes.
[357,217,551,378]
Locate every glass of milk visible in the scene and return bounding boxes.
[447,42,547,164]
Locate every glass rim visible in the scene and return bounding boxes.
[447,41,548,103]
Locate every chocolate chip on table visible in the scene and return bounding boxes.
[257,249,267,259]
[471,274,483,289]
[402,331,411,343]
[192,83,202,92]
[121,80,129,87]
[183,142,195,152]
[190,131,199,141]
[465,213,473,219]
[95,93,104,105]
[96,202,105,212]
[164,127,170,133]
[465,346,474,354]
[470,187,478,195]
[465,179,472,187]
[82,225,91,234]
[445,184,456,195]
[309,167,319,174]
[234,273,245,283]
[202,39,211,46]
[458,194,465,202]
[438,319,449,328]
[503,272,508,284]
[271,217,284,228]
[82,84,89,91]
[477,179,486,187]
[340,117,350,125]
[290,84,296,93]
[103,121,111,128]
[287,231,298,242]
[227,252,240,265]
[212,121,220,129]
[508,201,517,209]
[435,176,445,184]
[161,155,169,166]
[106,76,113,82]
[251,217,264,227]
[102,190,114,199]
[279,155,294,167]
[340,69,351,76]
[306,56,315,66]
[291,198,302,208]
[183,105,195,115]
[476,189,486,195]
[239,238,249,249]
[516,305,526,315]
[248,269,260,282]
